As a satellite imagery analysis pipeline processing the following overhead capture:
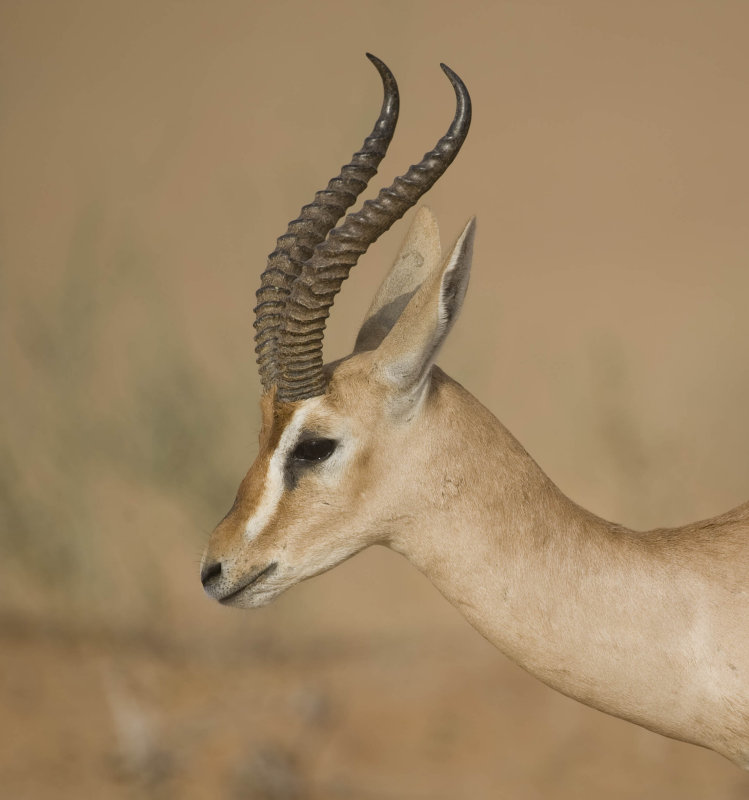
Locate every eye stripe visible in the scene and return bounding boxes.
[243,401,319,541]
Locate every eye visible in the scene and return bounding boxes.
[291,438,337,463]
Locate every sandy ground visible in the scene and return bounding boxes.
[3,609,749,800]
[3,2,749,797]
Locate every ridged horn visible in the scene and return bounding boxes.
[254,54,399,391]
[276,63,472,402]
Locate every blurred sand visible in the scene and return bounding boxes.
[2,1,749,797]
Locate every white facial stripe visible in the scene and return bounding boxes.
[242,400,320,542]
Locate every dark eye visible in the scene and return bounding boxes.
[291,438,337,463]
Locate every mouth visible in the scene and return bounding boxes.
[218,562,278,605]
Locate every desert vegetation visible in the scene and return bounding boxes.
[2,2,749,797]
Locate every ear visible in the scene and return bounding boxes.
[373,217,476,404]
[354,207,442,353]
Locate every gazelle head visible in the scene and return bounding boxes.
[201,56,474,608]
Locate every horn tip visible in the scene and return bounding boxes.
[439,62,464,89]
[439,62,471,132]
[365,53,397,92]
[366,52,386,71]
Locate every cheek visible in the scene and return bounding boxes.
[338,447,379,508]
[268,482,344,551]
[266,484,330,546]
[261,443,374,543]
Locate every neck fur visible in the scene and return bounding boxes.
[387,368,749,766]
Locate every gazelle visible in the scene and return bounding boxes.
[201,55,749,768]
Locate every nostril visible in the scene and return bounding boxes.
[200,561,222,587]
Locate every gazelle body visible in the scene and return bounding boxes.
[201,56,749,768]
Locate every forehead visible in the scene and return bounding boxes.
[260,390,293,437]
[258,390,338,452]
[258,357,379,450]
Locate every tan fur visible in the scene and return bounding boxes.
[209,391,293,556]
[202,209,749,768]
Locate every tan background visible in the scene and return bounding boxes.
[2,1,749,798]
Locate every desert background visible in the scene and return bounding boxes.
[2,1,749,798]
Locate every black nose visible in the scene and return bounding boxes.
[201,561,222,587]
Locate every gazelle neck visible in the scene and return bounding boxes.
[387,368,749,765]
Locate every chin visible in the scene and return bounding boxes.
[222,584,288,609]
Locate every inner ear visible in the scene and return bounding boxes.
[438,237,471,327]
[355,288,418,353]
